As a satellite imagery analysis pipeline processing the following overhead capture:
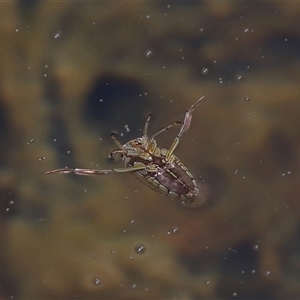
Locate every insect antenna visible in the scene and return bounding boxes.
[143,114,152,136]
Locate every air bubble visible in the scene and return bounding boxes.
[244,28,249,33]
[244,97,250,101]
[201,68,208,75]
[39,156,46,161]
[236,75,242,81]
[172,227,179,234]
[134,244,145,254]
[144,50,153,57]
[53,31,61,39]
[94,278,101,285]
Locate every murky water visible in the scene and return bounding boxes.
[0,2,300,299]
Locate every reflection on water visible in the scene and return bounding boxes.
[0,2,300,299]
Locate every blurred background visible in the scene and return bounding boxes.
[0,1,300,299]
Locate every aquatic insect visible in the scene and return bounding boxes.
[43,94,208,206]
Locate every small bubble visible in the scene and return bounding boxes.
[201,68,208,75]
[244,97,250,101]
[5,208,10,212]
[53,31,61,39]
[130,219,135,224]
[251,269,256,274]
[236,75,242,81]
[247,114,250,117]
[132,283,137,289]
[39,156,46,161]
[253,245,259,250]
[111,250,116,255]
[92,255,97,258]
[233,292,238,297]
[146,15,150,19]
[172,227,179,234]
[125,125,130,132]
[205,280,211,285]
[9,200,14,205]
[144,50,153,57]
[244,28,249,33]
[266,271,271,275]
[94,278,101,285]
[134,244,146,254]
[27,138,34,145]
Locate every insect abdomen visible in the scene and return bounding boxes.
[134,153,198,200]
[155,159,198,199]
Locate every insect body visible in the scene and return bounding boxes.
[43,94,208,204]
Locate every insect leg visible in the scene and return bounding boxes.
[108,149,127,159]
[111,133,123,149]
[151,121,182,139]
[166,93,208,160]
[42,163,146,176]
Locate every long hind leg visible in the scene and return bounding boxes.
[42,163,146,175]
[166,93,208,161]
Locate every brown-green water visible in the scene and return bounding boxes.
[0,2,300,299]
